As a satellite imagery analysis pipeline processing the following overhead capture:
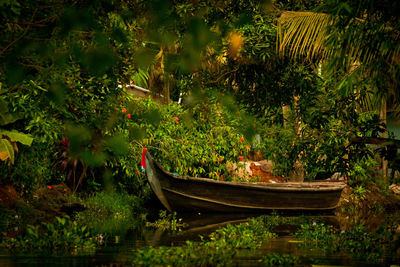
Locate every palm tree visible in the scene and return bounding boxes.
[276,1,400,181]
[277,2,400,106]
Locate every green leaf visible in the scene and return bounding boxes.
[0,100,22,126]
[0,130,33,146]
[0,138,14,164]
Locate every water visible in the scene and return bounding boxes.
[1,213,399,266]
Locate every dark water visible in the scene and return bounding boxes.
[1,213,399,266]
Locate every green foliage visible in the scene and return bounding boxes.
[263,253,301,266]
[131,69,150,88]
[0,130,33,146]
[108,96,252,194]
[238,14,275,62]
[207,217,276,249]
[347,157,378,186]
[258,82,384,182]
[151,99,252,180]
[0,0,396,198]
[131,216,276,266]
[0,203,12,234]
[0,143,59,194]
[1,216,98,250]
[295,221,392,263]
[131,241,237,267]
[145,210,187,232]
[0,103,33,165]
[74,191,139,237]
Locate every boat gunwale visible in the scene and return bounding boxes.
[146,151,346,192]
[163,187,340,210]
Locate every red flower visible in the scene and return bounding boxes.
[174,117,179,122]
[202,161,205,165]
[238,155,243,161]
[122,108,127,113]
[219,158,222,163]
[127,113,131,119]
[201,118,205,122]
[377,166,380,170]
[178,139,182,142]
[183,148,186,151]
[184,142,186,145]
[61,137,69,147]
[48,185,52,189]
[239,137,244,143]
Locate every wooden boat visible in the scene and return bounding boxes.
[145,151,346,213]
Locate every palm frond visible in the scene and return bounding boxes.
[277,11,332,61]
[277,11,400,70]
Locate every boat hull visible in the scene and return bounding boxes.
[145,152,346,213]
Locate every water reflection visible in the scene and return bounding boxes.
[1,211,400,266]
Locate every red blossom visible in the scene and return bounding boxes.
[219,158,222,163]
[127,113,131,119]
[48,185,52,189]
[178,139,182,142]
[238,156,243,161]
[239,137,244,143]
[122,108,127,113]
[377,166,380,170]
[174,117,179,122]
[201,118,205,122]
[61,137,69,147]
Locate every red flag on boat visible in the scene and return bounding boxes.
[141,147,147,172]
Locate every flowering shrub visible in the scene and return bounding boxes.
[110,96,252,191]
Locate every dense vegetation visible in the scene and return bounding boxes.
[1,0,400,265]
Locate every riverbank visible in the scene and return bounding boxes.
[1,181,400,266]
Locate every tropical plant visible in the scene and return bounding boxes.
[0,100,33,164]
[0,130,33,165]
[1,216,98,250]
[277,1,400,107]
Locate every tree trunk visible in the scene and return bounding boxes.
[282,105,290,128]
[380,99,388,183]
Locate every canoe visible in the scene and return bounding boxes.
[145,151,346,213]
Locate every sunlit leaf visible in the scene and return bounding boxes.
[0,130,33,146]
[0,138,14,164]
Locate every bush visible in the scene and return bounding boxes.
[1,216,98,251]
[74,190,139,237]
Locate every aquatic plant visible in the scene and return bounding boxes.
[207,217,276,249]
[74,191,139,238]
[1,216,98,250]
[145,210,187,232]
[131,241,237,266]
[263,253,301,266]
[131,216,276,266]
[295,221,392,263]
